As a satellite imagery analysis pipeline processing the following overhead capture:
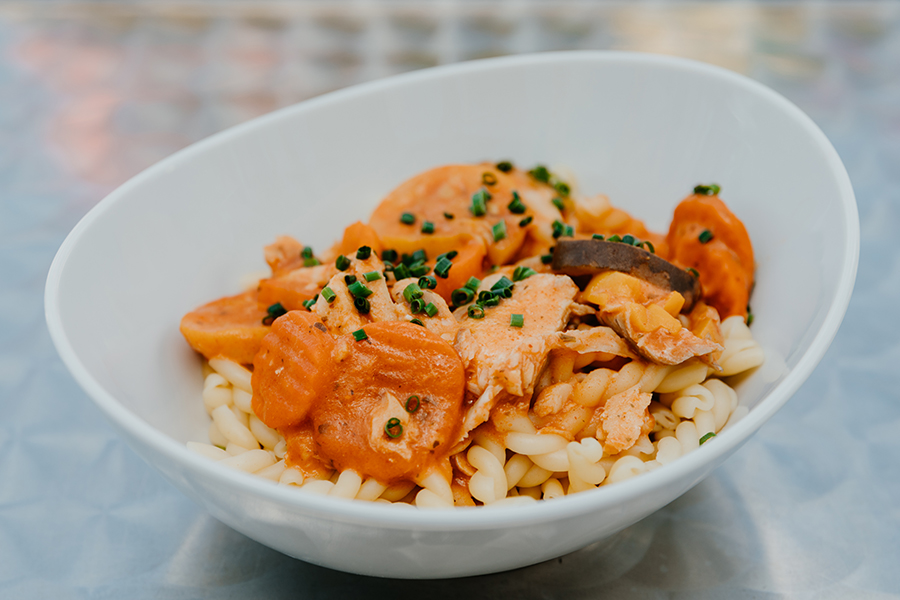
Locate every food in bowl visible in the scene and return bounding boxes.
[180,161,764,507]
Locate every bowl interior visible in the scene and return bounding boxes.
[46,52,857,570]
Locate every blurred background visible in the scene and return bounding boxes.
[2,2,899,598]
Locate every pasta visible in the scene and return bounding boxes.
[181,162,764,507]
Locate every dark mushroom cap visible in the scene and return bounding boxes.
[551,239,701,312]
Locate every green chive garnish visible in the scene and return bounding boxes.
[384,418,403,438]
[301,246,314,259]
[592,234,605,241]
[699,432,716,445]
[381,249,398,263]
[639,240,655,253]
[621,234,635,245]
[687,267,700,278]
[552,198,564,212]
[348,281,373,298]
[470,189,490,217]
[468,305,485,319]
[607,234,622,243]
[451,287,475,306]
[356,246,372,260]
[528,165,550,183]
[344,274,357,285]
[262,302,287,326]
[410,298,426,314]
[424,302,438,317]
[465,277,480,291]
[552,220,566,239]
[335,255,351,271]
[409,263,430,277]
[519,216,533,227]
[321,287,336,303]
[364,270,381,282]
[434,257,452,278]
[352,328,368,341]
[408,249,428,264]
[693,184,721,196]
[699,229,714,244]
[507,191,527,214]
[443,212,454,220]
[436,250,457,262]
[302,296,318,310]
[482,172,497,186]
[746,305,754,326]
[421,221,435,234]
[492,220,507,242]
[496,161,513,173]
[303,257,320,267]
[400,212,416,225]
[409,318,424,326]
[405,395,421,413]
[510,314,524,328]
[553,181,570,197]
[403,283,424,302]
[418,275,437,290]
[392,263,411,280]
[540,254,553,264]
[513,266,536,281]
[354,296,371,314]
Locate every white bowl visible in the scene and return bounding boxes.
[45,52,858,578]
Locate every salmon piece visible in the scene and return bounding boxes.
[550,326,636,359]
[391,279,460,344]
[314,253,397,335]
[599,384,653,454]
[180,290,270,365]
[453,273,578,436]
[257,263,335,312]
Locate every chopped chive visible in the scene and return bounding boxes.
[451,287,475,306]
[551,220,568,239]
[746,305,754,326]
[335,255,351,271]
[621,234,636,245]
[409,263,430,278]
[434,257,452,278]
[565,225,574,237]
[443,212,455,220]
[303,257,320,267]
[356,246,372,260]
[519,216,533,227]
[513,266,536,281]
[470,189,489,217]
[639,240,656,253]
[424,302,438,317]
[363,270,381,282]
[468,305,485,319]
[301,246,314,259]
[262,302,287,325]
[348,281,373,298]
[403,283,424,302]
[302,296,318,310]
[492,220,507,242]
[699,229,714,244]
[510,314,524,328]
[354,296,370,314]
[384,417,403,438]
[482,172,498,186]
[344,274,357,285]
[496,161,513,173]
[436,250,457,262]
[421,221,435,234]
[321,287,336,303]
[553,181,571,197]
[491,276,514,291]
[409,318,425,326]
[352,328,368,341]
[410,298,426,314]
[392,263,411,280]
[400,212,415,225]
[687,267,700,278]
[407,249,428,265]
[552,197,564,212]
[465,277,481,291]
[418,275,437,290]
[607,234,622,243]
[540,253,553,264]
[699,432,716,445]
[405,395,421,413]
[693,184,721,196]
[592,234,605,241]
[381,249,398,263]
[478,290,500,306]
[507,191,527,214]
[528,165,550,183]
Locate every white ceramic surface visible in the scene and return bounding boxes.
[44,52,858,579]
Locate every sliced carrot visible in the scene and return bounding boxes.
[180,290,270,365]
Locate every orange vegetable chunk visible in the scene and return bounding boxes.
[180,290,270,365]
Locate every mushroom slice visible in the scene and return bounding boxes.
[551,239,701,312]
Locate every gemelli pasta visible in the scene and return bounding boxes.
[181,162,764,507]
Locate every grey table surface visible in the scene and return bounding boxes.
[1,2,898,598]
